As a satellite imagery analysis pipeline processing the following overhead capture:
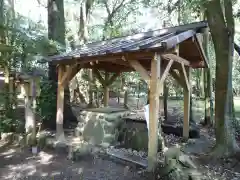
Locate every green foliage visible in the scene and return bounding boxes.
[37,80,57,122]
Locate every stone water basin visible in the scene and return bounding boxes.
[74,107,130,147]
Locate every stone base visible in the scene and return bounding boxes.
[118,120,163,151]
[74,107,130,146]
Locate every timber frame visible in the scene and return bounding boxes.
[48,21,209,171]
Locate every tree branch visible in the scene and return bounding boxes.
[37,0,47,8]
[234,43,240,56]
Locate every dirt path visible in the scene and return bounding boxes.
[0,143,146,180]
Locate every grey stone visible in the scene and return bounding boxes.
[37,133,48,149]
[186,169,202,180]
[103,134,116,144]
[179,154,197,169]
[83,119,104,145]
[1,132,14,142]
[55,142,68,154]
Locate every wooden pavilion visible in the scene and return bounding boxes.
[48,21,209,170]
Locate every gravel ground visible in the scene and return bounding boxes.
[0,143,147,180]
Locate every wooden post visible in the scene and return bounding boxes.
[30,78,36,142]
[24,82,32,134]
[93,69,120,107]
[103,72,109,107]
[56,65,65,141]
[183,66,191,139]
[148,53,161,171]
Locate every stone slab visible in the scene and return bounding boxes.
[106,148,147,168]
[85,107,128,114]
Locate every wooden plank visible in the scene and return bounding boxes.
[106,148,147,168]
[56,65,65,140]
[162,53,190,66]
[126,57,150,86]
[183,67,191,139]
[148,52,161,171]
[161,30,196,50]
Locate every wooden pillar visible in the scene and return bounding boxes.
[148,53,161,171]
[104,72,109,107]
[24,82,32,134]
[56,65,65,141]
[30,78,36,141]
[183,66,191,139]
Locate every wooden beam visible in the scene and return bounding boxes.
[157,59,174,95]
[161,30,196,49]
[60,65,73,87]
[183,66,191,139]
[148,52,161,171]
[195,34,209,68]
[181,63,190,91]
[51,51,155,66]
[69,64,82,82]
[169,69,186,89]
[111,60,131,67]
[56,65,65,140]
[93,69,106,86]
[125,57,150,86]
[106,72,120,86]
[162,53,190,66]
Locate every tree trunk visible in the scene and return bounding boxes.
[78,0,95,107]
[202,20,214,126]
[206,0,239,156]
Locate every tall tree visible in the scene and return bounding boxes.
[205,0,239,155]
[202,11,214,126]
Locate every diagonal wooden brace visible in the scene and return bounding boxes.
[124,56,150,86]
[157,59,174,96]
[180,63,190,91]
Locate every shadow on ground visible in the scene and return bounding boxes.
[0,142,146,180]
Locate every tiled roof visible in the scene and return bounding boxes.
[49,21,208,62]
